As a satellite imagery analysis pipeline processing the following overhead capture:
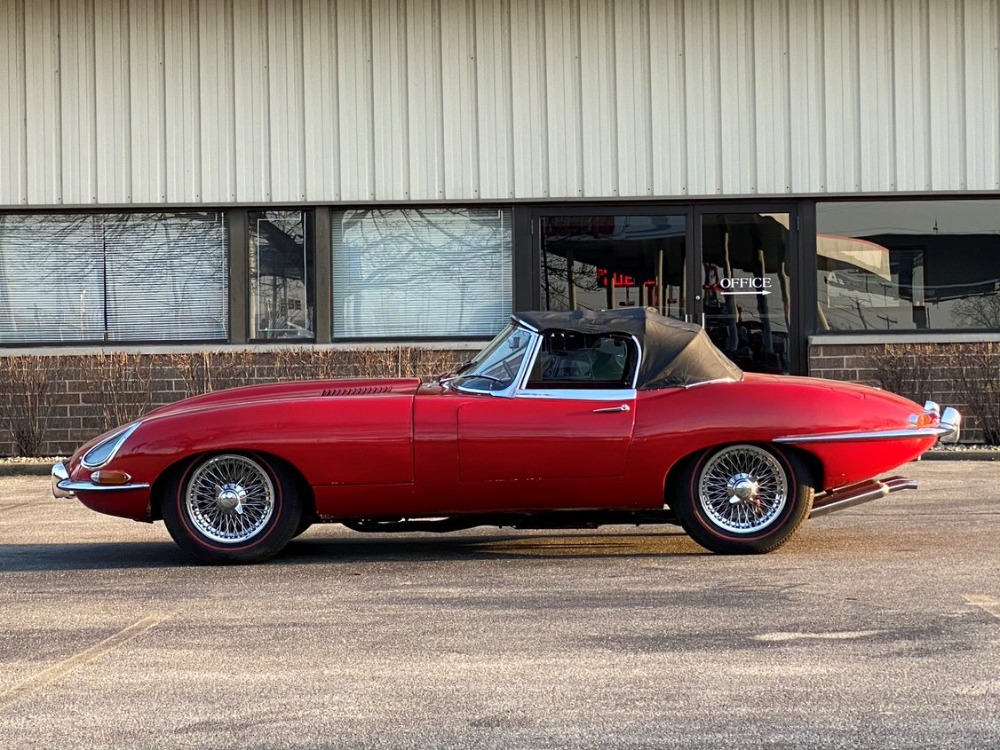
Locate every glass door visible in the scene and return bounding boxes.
[696,211,796,374]
[536,211,689,321]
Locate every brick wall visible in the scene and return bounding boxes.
[0,347,467,457]
[809,341,1000,445]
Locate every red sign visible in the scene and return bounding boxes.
[596,269,656,288]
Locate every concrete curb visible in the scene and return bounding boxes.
[0,463,59,477]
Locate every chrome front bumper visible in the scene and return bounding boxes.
[51,461,150,499]
[52,462,74,498]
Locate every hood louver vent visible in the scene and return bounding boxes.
[321,386,393,397]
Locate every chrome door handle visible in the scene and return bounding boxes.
[592,404,631,413]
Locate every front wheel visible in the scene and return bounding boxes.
[162,453,302,564]
[673,444,813,554]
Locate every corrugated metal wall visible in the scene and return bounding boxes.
[1,0,998,207]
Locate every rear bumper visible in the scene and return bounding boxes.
[810,475,918,519]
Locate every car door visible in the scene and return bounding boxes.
[455,330,638,508]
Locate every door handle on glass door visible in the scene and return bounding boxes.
[592,404,631,414]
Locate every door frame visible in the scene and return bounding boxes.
[692,203,803,374]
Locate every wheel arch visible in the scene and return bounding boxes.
[663,441,824,506]
[149,449,316,522]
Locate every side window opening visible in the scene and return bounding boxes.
[527,331,635,389]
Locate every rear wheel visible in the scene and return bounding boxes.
[674,444,813,554]
[162,453,301,564]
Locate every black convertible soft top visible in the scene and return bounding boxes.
[513,308,743,390]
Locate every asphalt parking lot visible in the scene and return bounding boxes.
[1,461,999,749]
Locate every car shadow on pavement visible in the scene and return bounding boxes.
[0,530,704,572]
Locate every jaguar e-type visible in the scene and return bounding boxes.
[52,308,961,563]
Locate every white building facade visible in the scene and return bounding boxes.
[2,0,999,378]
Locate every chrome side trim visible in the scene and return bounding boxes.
[775,427,951,444]
[681,377,741,389]
[515,388,638,402]
[778,404,962,445]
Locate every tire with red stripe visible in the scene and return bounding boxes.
[674,443,814,554]
[162,452,302,564]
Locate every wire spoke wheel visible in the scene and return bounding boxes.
[696,444,789,535]
[184,454,276,544]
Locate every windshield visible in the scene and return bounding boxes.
[450,324,533,393]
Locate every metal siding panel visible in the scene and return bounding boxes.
[0,0,28,205]
[892,0,932,192]
[856,0,894,191]
[649,0,687,196]
[94,0,131,203]
[233,0,270,201]
[928,0,966,190]
[371,0,409,200]
[510,0,548,197]
[683,0,722,195]
[267,0,307,201]
[163,0,204,203]
[787,0,826,193]
[719,0,756,194]
[199,0,237,202]
[58,0,97,205]
[474,0,514,199]
[963,0,1000,190]
[580,0,617,197]
[822,0,861,193]
[544,0,583,197]
[440,0,480,199]
[406,0,445,200]
[614,0,652,197]
[129,0,167,203]
[24,0,62,204]
[337,0,375,201]
[302,0,341,200]
[752,0,790,194]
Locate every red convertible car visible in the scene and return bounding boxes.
[53,309,960,563]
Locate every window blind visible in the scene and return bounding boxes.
[331,208,513,338]
[0,212,228,344]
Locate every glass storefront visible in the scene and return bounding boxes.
[539,214,687,319]
[816,200,1000,331]
[700,213,792,373]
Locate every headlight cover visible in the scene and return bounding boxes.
[81,423,142,470]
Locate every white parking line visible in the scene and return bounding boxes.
[754,630,883,642]
[0,613,169,712]
[963,595,1000,620]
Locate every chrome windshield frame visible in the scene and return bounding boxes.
[450,325,541,398]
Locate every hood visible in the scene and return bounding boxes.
[145,377,423,420]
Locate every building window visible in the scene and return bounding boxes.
[539,215,687,319]
[331,208,512,338]
[249,210,314,340]
[817,200,1000,332]
[0,212,228,344]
